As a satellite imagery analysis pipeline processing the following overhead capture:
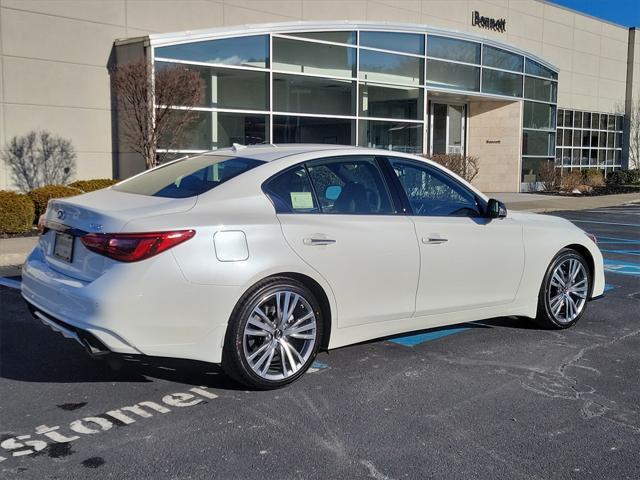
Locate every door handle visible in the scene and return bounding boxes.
[303,237,337,246]
[422,236,448,245]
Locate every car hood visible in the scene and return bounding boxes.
[508,210,581,231]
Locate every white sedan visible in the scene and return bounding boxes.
[22,145,605,389]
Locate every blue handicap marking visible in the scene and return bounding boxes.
[604,259,640,277]
[307,361,329,373]
[600,249,640,256]
[598,236,640,245]
[604,283,615,292]
[388,325,470,347]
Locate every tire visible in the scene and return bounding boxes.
[222,276,323,390]
[534,248,591,329]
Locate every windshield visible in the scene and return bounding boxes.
[113,155,264,198]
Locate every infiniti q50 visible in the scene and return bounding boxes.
[22,145,604,389]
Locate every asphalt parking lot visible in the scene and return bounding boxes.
[1,204,639,480]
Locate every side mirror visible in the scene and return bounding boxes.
[487,198,507,218]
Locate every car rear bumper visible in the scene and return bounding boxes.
[21,245,239,364]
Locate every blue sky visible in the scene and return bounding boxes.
[548,0,640,27]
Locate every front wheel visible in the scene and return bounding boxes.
[222,277,323,389]
[535,248,591,329]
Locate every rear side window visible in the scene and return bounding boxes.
[263,165,319,213]
[306,157,393,214]
[263,156,394,214]
[113,155,264,198]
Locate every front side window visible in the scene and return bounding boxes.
[113,155,264,198]
[389,159,481,217]
[307,157,394,214]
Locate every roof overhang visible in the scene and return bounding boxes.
[123,20,558,73]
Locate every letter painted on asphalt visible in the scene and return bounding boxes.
[190,387,219,399]
[69,417,114,434]
[106,402,171,424]
[35,425,80,443]
[1,435,47,457]
[162,392,202,407]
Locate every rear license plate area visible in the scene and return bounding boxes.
[53,232,74,263]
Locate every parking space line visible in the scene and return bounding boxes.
[601,249,640,256]
[388,325,470,346]
[604,259,640,277]
[0,277,21,290]
[567,219,640,227]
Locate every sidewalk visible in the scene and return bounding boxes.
[493,191,640,213]
[1,192,638,275]
[0,236,37,277]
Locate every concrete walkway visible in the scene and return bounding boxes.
[493,191,640,213]
[0,236,37,277]
[1,192,638,274]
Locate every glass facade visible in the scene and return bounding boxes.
[556,108,623,174]
[152,27,560,186]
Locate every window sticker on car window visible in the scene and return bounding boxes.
[290,191,314,210]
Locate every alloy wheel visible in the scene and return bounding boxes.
[547,257,588,324]
[242,290,317,381]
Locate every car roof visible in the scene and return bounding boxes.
[198,144,390,162]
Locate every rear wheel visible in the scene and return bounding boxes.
[222,277,323,389]
[535,249,591,329]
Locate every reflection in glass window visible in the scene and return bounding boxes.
[359,50,424,86]
[389,159,481,217]
[155,35,269,68]
[574,111,582,128]
[359,83,422,120]
[158,62,269,110]
[525,58,558,80]
[482,45,523,71]
[287,31,356,44]
[273,115,355,145]
[481,69,522,97]
[113,155,264,198]
[426,59,479,91]
[523,130,554,156]
[360,31,424,55]
[263,165,318,213]
[273,37,355,77]
[160,111,268,150]
[524,76,557,102]
[273,73,355,116]
[523,102,555,129]
[358,120,423,153]
[307,157,393,214]
[427,36,480,64]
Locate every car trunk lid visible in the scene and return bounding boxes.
[41,188,196,281]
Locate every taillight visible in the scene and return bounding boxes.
[80,230,195,262]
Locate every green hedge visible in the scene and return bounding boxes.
[28,185,82,220]
[606,170,640,185]
[0,191,35,234]
[68,178,119,192]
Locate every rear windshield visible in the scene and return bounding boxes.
[113,155,264,198]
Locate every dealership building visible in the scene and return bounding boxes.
[0,0,638,192]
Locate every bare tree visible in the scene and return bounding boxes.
[537,159,560,192]
[1,131,76,192]
[628,98,640,170]
[111,60,204,169]
[427,154,480,182]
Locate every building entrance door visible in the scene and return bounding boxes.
[429,103,466,156]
